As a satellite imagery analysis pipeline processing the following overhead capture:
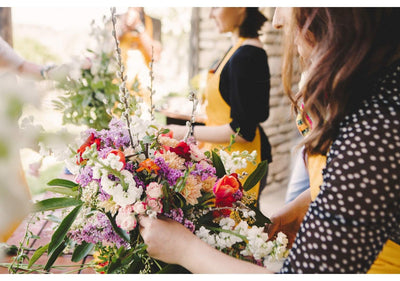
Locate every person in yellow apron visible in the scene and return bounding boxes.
[167,8,272,204]
[116,7,162,99]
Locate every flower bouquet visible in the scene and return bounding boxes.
[26,8,288,274]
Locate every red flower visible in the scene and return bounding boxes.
[169,141,191,161]
[107,149,126,169]
[213,173,243,217]
[76,133,101,165]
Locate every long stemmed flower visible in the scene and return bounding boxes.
[110,7,135,149]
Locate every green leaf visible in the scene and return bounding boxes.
[212,150,226,178]
[48,204,83,255]
[125,253,144,273]
[45,186,79,197]
[47,178,78,189]
[248,204,272,225]
[33,197,82,212]
[71,241,94,262]
[44,241,67,271]
[28,244,49,268]
[243,160,268,192]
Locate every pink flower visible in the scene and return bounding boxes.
[189,143,206,161]
[116,205,137,232]
[146,182,163,199]
[133,201,147,215]
[146,198,163,213]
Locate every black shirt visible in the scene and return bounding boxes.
[219,45,272,162]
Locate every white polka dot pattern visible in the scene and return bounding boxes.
[280,61,400,273]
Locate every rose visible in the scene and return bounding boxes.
[169,141,191,161]
[146,182,163,199]
[133,201,147,215]
[146,198,163,213]
[213,173,243,217]
[115,205,137,232]
[76,133,101,165]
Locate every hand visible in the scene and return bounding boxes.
[266,189,311,247]
[138,215,196,265]
[166,124,188,141]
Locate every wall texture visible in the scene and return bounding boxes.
[189,7,301,198]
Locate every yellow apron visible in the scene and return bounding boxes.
[119,15,154,68]
[119,15,154,102]
[203,38,262,200]
[307,146,400,273]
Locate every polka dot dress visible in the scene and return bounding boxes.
[280,60,400,273]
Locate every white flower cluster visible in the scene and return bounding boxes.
[195,218,289,267]
[219,150,257,174]
[91,153,143,207]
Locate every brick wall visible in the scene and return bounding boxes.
[190,7,301,196]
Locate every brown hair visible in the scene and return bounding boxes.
[282,8,400,155]
[239,8,268,38]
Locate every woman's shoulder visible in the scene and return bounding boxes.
[229,45,268,68]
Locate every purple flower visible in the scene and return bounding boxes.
[76,165,93,187]
[190,162,217,181]
[184,219,195,233]
[154,157,184,186]
[68,212,128,248]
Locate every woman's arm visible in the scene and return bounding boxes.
[167,123,248,144]
[139,216,272,273]
[267,188,311,247]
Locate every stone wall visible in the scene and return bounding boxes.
[189,7,301,197]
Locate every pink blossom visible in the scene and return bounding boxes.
[146,198,163,213]
[189,143,206,161]
[115,205,137,232]
[146,182,163,199]
[133,201,147,215]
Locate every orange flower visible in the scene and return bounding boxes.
[136,158,161,174]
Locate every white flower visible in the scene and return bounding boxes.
[219,217,235,230]
[113,184,141,207]
[276,232,288,247]
[101,174,116,196]
[106,153,124,171]
[81,181,99,204]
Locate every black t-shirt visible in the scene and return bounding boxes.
[219,45,272,162]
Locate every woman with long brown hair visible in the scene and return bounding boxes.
[137,8,400,273]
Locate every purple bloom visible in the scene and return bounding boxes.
[164,208,184,223]
[154,157,184,186]
[233,190,243,201]
[98,118,131,149]
[68,212,128,248]
[76,166,93,187]
[184,219,195,233]
[190,163,217,181]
